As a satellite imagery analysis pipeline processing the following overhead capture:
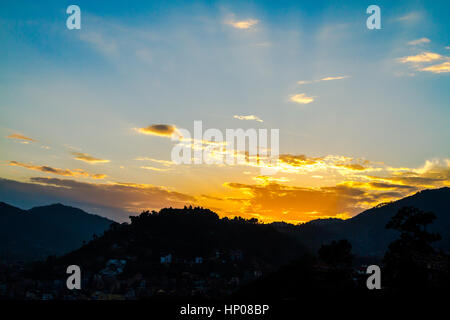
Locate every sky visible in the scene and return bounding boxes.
[0,0,449,223]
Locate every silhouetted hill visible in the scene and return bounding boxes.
[15,207,306,299]
[0,202,115,262]
[283,188,450,257]
[54,207,305,273]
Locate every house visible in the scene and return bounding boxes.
[160,254,173,264]
[100,259,127,276]
[195,257,203,264]
[230,249,243,261]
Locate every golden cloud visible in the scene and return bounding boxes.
[7,133,36,142]
[279,154,322,167]
[398,52,443,63]
[368,159,450,188]
[335,163,367,171]
[290,93,315,104]
[419,61,450,73]
[137,124,178,137]
[9,161,106,179]
[140,166,171,172]
[72,152,110,164]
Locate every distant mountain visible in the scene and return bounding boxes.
[0,202,115,262]
[280,188,450,257]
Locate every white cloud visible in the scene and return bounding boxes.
[290,93,315,104]
[320,75,349,81]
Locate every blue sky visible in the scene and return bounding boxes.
[0,0,449,222]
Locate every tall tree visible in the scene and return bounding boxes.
[383,206,441,289]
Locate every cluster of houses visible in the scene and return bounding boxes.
[0,249,266,300]
[160,249,243,265]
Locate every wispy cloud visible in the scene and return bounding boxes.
[407,38,430,45]
[320,75,349,81]
[72,152,110,164]
[79,31,118,58]
[137,124,179,138]
[297,80,313,85]
[135,157,174,166]
[290,93,315,104]
[140,166,171,172]
[9,161,106,179]
[226,19,259,29]
[298,75,349,85]
[6,133,36,143]
[394,12,421,22]
[233,115,264,123]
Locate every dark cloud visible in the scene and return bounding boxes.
[0,177,196,222]
[369,182,417,190]
[137,124,177,137]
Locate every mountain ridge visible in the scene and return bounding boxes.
[280,187,450,257]
[0,202,115,262]
[1,187,448,262]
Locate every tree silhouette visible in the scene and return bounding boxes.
[383,206,441,289]
[318,239,353,267]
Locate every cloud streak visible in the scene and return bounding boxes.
[297,75,349,85]
[9,161,106,179]
[407,38,430,45]
[419,61,450,73]
[6,133,36,142]
[72,152,110,164]
[0,177,196,222]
